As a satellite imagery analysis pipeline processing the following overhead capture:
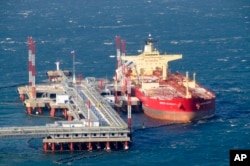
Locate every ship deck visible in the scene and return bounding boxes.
[138,73,215,100]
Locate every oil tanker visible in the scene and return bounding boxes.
[115,34,215,122]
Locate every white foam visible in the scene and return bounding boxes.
[229,87,242,92]
[104,42,113,45]
[97,24,133,29]
[220,87,242,93]
[17,10,32,18]
[230,124,237,127]
[74,62,82,65]
[217,58,228,62]
[197,119,207,124]
[3,48,16,52]
[209,38,227,42]
[180,40,194,44]
[232,36,242,40]
[170,40,178,45]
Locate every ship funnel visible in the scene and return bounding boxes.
[55,62,60,71]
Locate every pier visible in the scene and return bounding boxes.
[0,37,131,152]
[13,72,131,151]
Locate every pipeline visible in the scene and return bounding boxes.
[53,150,106,164]
[27,138,41,151]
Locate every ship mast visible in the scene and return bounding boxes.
[121,40,126,94]
[115,36,121,105]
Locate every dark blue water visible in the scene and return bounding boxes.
[0,0,249,165]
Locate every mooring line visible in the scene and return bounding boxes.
[28,113,65,120]
[133,122,178,133]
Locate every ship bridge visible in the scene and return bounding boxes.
[120,35,182,81]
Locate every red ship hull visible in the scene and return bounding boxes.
[134,87,215,122]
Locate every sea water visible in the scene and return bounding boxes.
[0,0,249,165]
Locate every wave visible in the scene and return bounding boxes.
[96,24,134,29]
[218,87,242,93]
[170,40,178,45]
[109,55,115,58]
[103,42,113,45]
[2,47,16,52]
[170,40,194,45]
[209,36,243,43]
[217,58,228,62]
[170,35,244,46]
[17,10,33,18]
[179,40,194,44]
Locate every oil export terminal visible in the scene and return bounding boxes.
[0,35,215,152]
